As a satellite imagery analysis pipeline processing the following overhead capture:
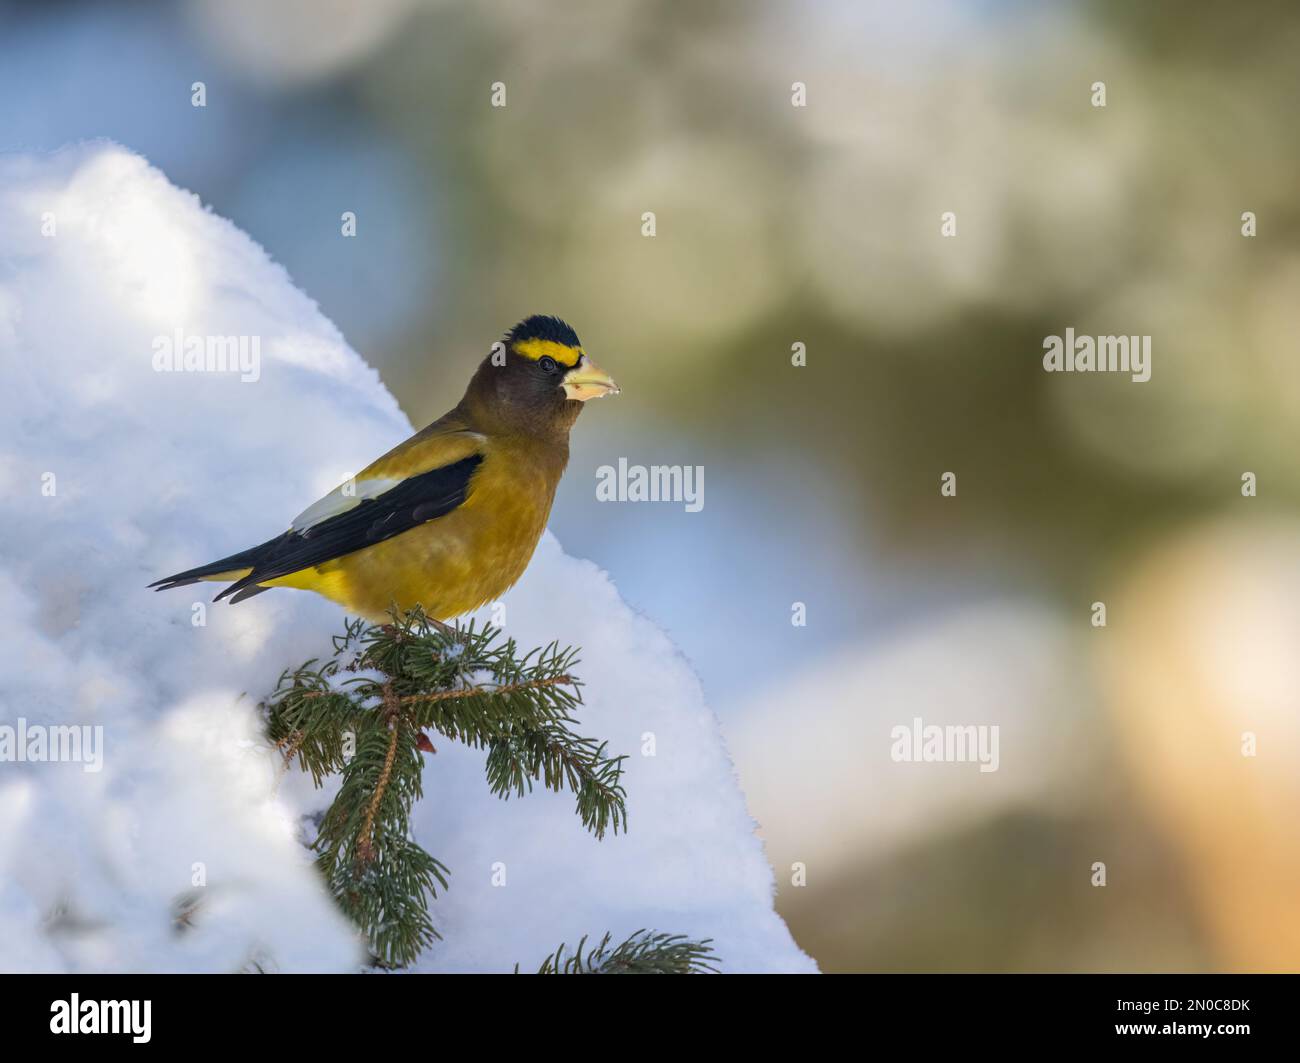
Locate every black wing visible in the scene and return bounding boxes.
[151,454,483,601]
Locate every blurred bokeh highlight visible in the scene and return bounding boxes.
[3,0,1297,971]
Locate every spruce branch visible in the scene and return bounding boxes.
[261,606,628,968]
[396,672,575,705]
[355,700,401,864]
[522,930,720,974]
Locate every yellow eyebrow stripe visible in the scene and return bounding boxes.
[513,338,582,367]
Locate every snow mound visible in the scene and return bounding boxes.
[0,143,814,973]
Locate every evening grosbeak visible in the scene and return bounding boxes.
[150,315,618,621]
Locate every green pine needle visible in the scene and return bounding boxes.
[523,929,720,974]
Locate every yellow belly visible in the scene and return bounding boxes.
[265,453,556,622]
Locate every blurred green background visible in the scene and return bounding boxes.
[5,0,1298,971]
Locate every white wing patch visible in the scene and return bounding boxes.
[290,432,487,532]
[290,477,402,532]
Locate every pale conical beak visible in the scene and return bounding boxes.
[562,356,620,401]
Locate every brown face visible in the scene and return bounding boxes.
[468,316,619,438]
[509,338,618,398]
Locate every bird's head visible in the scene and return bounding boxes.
[468,315,619,438]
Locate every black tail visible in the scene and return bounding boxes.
[148,532,290,594]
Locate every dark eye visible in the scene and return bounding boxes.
[539,356,558,374]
